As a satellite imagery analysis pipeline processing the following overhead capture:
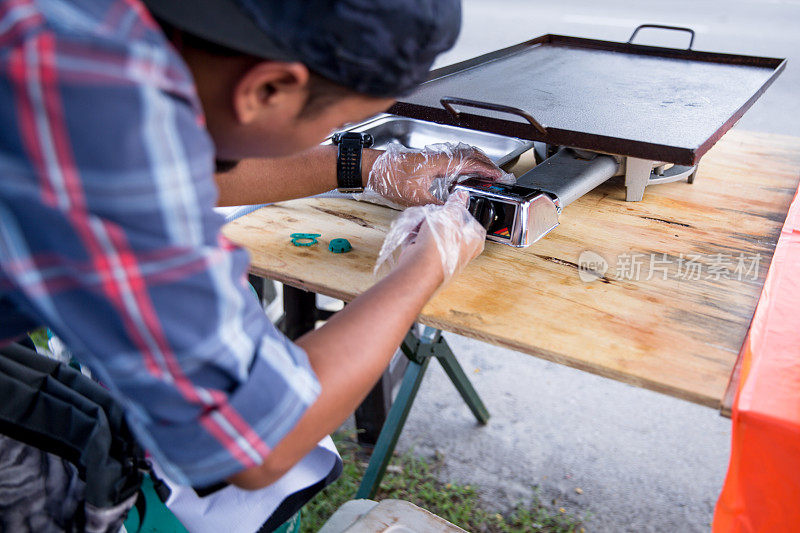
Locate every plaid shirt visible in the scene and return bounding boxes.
[0,0,320,486]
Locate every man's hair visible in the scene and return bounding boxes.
[156,18,357,118]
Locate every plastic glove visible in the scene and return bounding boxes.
[375,190,486,285]
[359,142,515,209]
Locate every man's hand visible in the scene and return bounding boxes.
[376,190,486,284]
[365,142,511,208]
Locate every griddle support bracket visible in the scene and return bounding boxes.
[624,159,699,201]
[625,157,654,202]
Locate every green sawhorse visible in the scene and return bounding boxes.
[269,284,490,501]
[355,326,490,499]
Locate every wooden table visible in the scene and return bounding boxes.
[223,129,800,411]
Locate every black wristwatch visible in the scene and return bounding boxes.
[332,132,373,193]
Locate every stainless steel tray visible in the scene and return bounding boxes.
[331,114,534,167]
[389,26,786,166]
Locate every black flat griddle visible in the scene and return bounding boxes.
[390,32,786,166]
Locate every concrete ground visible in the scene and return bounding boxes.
[388,334,727,532]
[341,1,799,531]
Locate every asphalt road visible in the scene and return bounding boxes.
[378,1,799,531]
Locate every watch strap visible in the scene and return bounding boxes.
[333,132,372,193]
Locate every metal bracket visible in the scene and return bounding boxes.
[400,327,443,364]
[625,158,699,201]
[625,157,653,202]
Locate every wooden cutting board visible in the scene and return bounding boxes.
[223,129,800,409]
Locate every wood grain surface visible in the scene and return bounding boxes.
[223,130,800,409]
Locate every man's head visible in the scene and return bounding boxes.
[144,0,461,161]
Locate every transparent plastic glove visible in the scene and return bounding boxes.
[374,191,486,285]
[359,142,515,209]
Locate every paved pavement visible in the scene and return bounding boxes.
[361,1,798,531]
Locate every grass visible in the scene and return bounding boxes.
[301,433,586,532]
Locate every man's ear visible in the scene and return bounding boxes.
[232,62,310,124]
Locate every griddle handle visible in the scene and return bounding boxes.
[627,24,695,50]
[440,96,547,135]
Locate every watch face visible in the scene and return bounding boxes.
[333,132,371,146]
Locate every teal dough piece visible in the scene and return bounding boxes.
[291,233,321,246]
[328,238,352,253]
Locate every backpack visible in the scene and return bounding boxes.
[0,343,171,532]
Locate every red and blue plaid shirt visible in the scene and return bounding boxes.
[0,0,320,486]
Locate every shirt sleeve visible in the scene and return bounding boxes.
[0,10,319,486]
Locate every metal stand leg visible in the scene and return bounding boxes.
[354,377,394,447]
[354,353,409,446]
[356,356,431,500]
[437,347,490,425]
[355,327,490,499]
[279,285,318,340]
[248,274,276,309]
[625,157,653,202]
[278,285,335,340]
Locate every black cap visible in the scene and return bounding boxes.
[142,0,461,97]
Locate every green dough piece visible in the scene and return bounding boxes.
[328,238,352,253]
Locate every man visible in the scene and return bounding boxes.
[0,0,501,528]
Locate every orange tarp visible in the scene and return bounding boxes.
[714,186,800,531]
